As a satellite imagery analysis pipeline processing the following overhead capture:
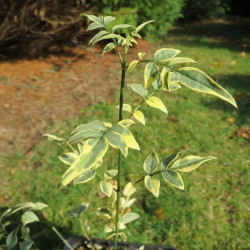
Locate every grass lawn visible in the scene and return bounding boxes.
[1,19,249,249]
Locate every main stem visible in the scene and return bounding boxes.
[114,46,128,250]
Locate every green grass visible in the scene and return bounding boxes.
[1,20,249,249]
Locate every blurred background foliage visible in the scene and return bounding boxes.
[0,0,249,58]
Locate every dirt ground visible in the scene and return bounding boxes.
[0,40,151,156]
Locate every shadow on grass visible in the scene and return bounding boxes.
[167,18,250,52]
[202,74,250,123]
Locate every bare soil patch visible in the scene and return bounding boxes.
[0,40,151,156]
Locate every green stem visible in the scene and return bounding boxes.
[134,170,163,184]
[114,45,128,250]
[52,226,74,250]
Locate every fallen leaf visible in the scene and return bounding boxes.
[155,208,164,220]
[214,61,221,68]
[97,192,106,199]
[239,51,246,58]
[226,117,235,123]
[171,115,178,121]
[107,98,113,105]
[236,127,250,141]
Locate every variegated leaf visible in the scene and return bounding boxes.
[154,48,180,62]
[133,110,145,125]
[61,138,108,187]
[161,152,180,170]
[145,96,168,114]
[162,170,184,190]
[168,57,196,66]
[144,175,160,197]
[59,152,78,165]
[100,181,113,197]
[72,120,107,134]
[144,62,159,89]
[104,131,128,157]
[115,104,132,113]
[102,42,116,55]
[89,30,109,45]
[123,182,136,198]
[128,84,147,97]
[170,155,217,172]
[143,152,159,174]
[121,212,139,224]
[110,124,140,151]
[118,119,135,127]
[74,167,96,184]
[128,60,139,72]
[175,67,237,107]
[135,20,154,33]
[69,129,102,144]
[104,170,118,180]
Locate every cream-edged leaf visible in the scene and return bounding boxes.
[102,42,116,55]
[59,152,78,165]
[128,60,139,72]
[161,152,180,170]
[133,110,145,125]
[61,138,108,187]
[144,175,160,197]
[104,131,128,157]
[145,96,168,114]
[162,170,184,190]
[138,52,146,59]
[144,62,159,89]
[123,182,136,198]
[121,212,139,224]
[115,104,132,113]
[100,181,113,197]
[69,129,102,144]
[143,152,159,174]
[135,20,154,33]
[175,67,237,108]
[168,57,196,66]
[110,124,140,151]
[118,119,135,127]
[170,155,217,172]
[74,167,96,184]
[104,170,118,180]
[71,120,107,134]
[128,84,147,97]
[154,48,180,62]
[89,30,109,45]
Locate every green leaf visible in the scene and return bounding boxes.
[175,67,237,108]
[133,110,145,125]
[100,181,113,197]
[170,155,217,172]
[6,227,19,249]
[144,62,159,89]
[121,212,139,224]
[86,22,104,31]
[168,57,196,66]
[161,152,180,170]
[128,60,139,72]
[69,130,103,144]
[21,211,39,226]
[59,152,78,165]
[162,170,184,190]
[135,20,154,33]
[43,134,65,145]
[160,67,170,89]
[104,131,128,157]
[104,16,115,25]
[154,48,180,62]
[152,75,163,91]
[20,241,33,250]
[72,120,107,134]
[21,225,30,241]
[74,167,96,184]
[89,30,109,45]
[115,104,132,113]
[78,202,89,215]
[92,34,121,45]
[144,175,160,197]
[112,24,134,32]
[104,170,118,180]
[123,182,136,198]
[102,42,116,55]
[110,124,140,151]
[143,152,159,174]
[61,138,108,187]
[128,84,147,97]
[146,96,168,114]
